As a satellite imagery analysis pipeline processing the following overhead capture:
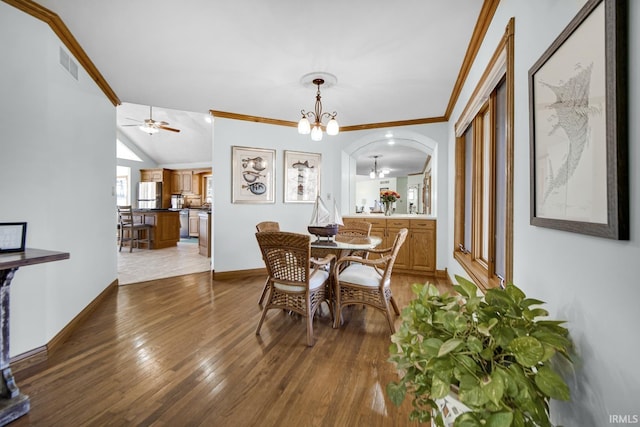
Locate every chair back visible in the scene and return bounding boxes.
[117,205,135,226]
[337,221,371,238]
[379,228,408,286]
[255,231,311,289]
[256,221,280,232]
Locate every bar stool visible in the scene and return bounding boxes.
[117,206,152,252]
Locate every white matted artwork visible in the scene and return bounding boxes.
[528,0,628,239]
[231,146,275,204]
[284,150,321,203]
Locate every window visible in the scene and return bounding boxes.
[116,166,131,206]
[454,19,514,291]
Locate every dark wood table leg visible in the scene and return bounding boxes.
[0,267,30,426]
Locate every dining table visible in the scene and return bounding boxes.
[309,234,383,318]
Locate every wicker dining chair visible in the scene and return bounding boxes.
[336,221,372,260]
[256,221,280,305]
[255,231,335,346]
[333,228,408,333]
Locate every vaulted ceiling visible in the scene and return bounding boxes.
[22,0,496,175]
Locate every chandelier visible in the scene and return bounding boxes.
[297,77,339,141]
[369,155,386,179]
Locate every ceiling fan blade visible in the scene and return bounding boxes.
[125,117,142,122]
[159,125,180,133]
[120,124,141,127]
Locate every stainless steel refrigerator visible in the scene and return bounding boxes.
[138,182,162,209]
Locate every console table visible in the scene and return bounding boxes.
[0,249,69,425]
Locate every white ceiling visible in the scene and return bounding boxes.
[36,0,484,175]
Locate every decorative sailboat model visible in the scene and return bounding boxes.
[308,196,343,241]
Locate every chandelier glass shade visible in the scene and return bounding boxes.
[298,78,339,141]
[369,156,385,179]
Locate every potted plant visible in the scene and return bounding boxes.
[387,276,572,427]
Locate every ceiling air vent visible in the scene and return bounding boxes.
[59,46,78,81]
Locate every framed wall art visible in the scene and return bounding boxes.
[231,146,275,204]
[528,0,627,239]
[0,222,27,253]
[284,150,321,203]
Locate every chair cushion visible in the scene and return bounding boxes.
[274,269,329,292]
[338,264,389,288]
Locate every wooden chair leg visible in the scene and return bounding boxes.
[255,304,269,336]
[257,278,269,306]
[390,295,400,315]
[306,300,314,347]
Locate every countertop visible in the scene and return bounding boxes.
[343,214,436,219]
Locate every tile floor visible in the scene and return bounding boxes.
[117,238,211,285]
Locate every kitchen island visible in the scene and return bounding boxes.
[132,209,180,249]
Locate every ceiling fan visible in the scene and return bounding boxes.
[122,106,181,134]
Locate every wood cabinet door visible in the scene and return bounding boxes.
[189,215,199,237]
[181,171,193,193]
[171,172,181,193]
[410,228,435,273]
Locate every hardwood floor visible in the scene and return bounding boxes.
[13,272,451,426]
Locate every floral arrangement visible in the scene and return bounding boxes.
[380,190,401,203]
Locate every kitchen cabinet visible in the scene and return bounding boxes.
[140,168,172,208]
[198,211,211,257]
[171,170,193,194]
[385,218,410,270]
[408,219,436,273]
[188,209,199,237]
[140,168,165,182]
[342,216,436,275]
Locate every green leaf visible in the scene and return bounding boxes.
[485,288,515,310]
[521,297,546,308]
[523,307,549,321]
[454,412,483,427]
[481,372,505,405]
[424,338,444,357]
[443,311,468,334]
[454,275,479,298]
[431,376,450,399]
[492,323,517,347]
[505,283,525,304]
[531,330,572,351]
[466,336,483,353]
[535,366,571,400]
[459,384,489,407]
[487,411,514,427]
[386,381,406,406]
[438,338,464,357]
[478,317,499,336]
[508,336,545,367]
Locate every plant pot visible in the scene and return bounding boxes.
[432,390,471,427]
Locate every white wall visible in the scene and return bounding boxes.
[446,1,640,424]
[355,175,398,212]
[211,118,342,272]
[0,3,117,356]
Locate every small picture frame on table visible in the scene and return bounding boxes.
[0,222,27,253]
